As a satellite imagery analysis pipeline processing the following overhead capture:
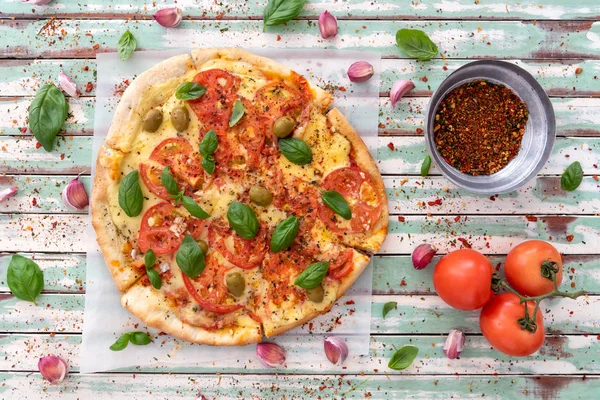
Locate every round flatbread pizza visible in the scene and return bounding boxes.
[92,48,388,345]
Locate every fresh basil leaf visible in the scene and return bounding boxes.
[270,216,299,253]
[227,201,259,239]
[6,254,44,305]
[294,261,329,289]
[117,30,137,61]
[147,268,162,289]
[175,82,206,101]
[144,249,156,270]
[129,331,152,346]
[29,84,69,152]
[388,345,419,370]
[201,157,215,175]
[396,29,438,61]
[322,190,352,220]
[278,137,312,165]
[118,170,143,217]
[182,196,210,219]
[199,130,218,157]
[382,301,397,319]
[161,166,179,195]
[264,0,306,29]
[561,161,583,191]
[109,333,130,351]
[421,155,432,177]
[229,100,245,127]
[176,234,206,278]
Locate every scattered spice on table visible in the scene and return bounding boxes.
[434,79,529,175]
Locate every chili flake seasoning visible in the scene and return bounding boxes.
[434,80,529,175]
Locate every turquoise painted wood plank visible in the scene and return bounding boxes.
[1,373,597,400]
[3,0,600,20]
[1,333,599,375]
[1,20,599,59]
[2,59,599,98]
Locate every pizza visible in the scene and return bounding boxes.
[92,49,388,345]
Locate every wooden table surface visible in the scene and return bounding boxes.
[1,1,600,398]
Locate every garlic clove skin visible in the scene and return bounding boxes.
[22,0,53,4]
[390,80,415,108]
[38,355,68,384]
[256,342,286,368]
[412,243,436,270]
[62,176,89,210]
[153,7,183,28]
[318,10,338,39]
[58,71,80,98]
[347,61,374,83]
[324,336,349,365]
[443,329,465,359]
[0,187,18,202]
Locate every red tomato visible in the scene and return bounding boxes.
[138,202,185,255]
[505,240,563,296]
[328,248,354,279]
[433,249,494,310]
[149,137,205,189]
[480,292,545,356]
[229,99,269,170]
[149,137,193,165]
[208,224,267,270]
[139,163,172,200]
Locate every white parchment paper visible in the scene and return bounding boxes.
[81,49,381,373]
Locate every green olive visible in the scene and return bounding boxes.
[198,239,208,255]
[305,285,324,303]
[170,107,190,132]
[142,109,163,132]
[226,272,245,297]
[249,185,273,207]
[273,116,296,138]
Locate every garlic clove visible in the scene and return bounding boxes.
[256,342,286,368]
[38,355,68,384]
[347,61,374,83]
[443,329,465,359]
[22,0,53,4]
[318,10,338,39]
[390,80,415,108]
[62,176,89,210]
[412,243,436,270]
[0,187,18,202]
[153,7,183,28]
[324,336,349,365]
[58,71,80,98]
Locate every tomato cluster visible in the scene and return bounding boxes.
[431,240,563,357]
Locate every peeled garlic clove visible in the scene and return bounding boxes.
[412,243,436,270]
[58,71,80,98]
[318,10,338,39]
[153,7,183,28]
[22,0,53,4]
[62,176,89,210]
[390,80,415,108]
[0,187,17,202]
[443,329,465,359]
[324,336,349,365]
[347,61,374,83]
[38,355,68,384]
[256,342,286,368]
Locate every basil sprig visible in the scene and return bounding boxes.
[175,82,207,101]
[144,249,161,289]
[279,137,312,165]
[109,331,151,351]
[421,155,432,177]
[388,345,419,370]
[182,196,210,219]
[322,190,352,220]
[6,255,44,305]
[227,201,259,239]
[118,30,137,61]
[270,216,299,252]
[561,161,583,191]
[176,234,206,278]
[29,84,69,152]
[229,100,245,127]
[382,301,397,319]
[118,170,144,217]
[199,130,218,174]
[161,166,179,195]
[263,0,306,30]
[294,261,329,289]
[396,29,438,61]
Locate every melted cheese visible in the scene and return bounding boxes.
[200,59,268,100]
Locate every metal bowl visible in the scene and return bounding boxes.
[425,60,556,195]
